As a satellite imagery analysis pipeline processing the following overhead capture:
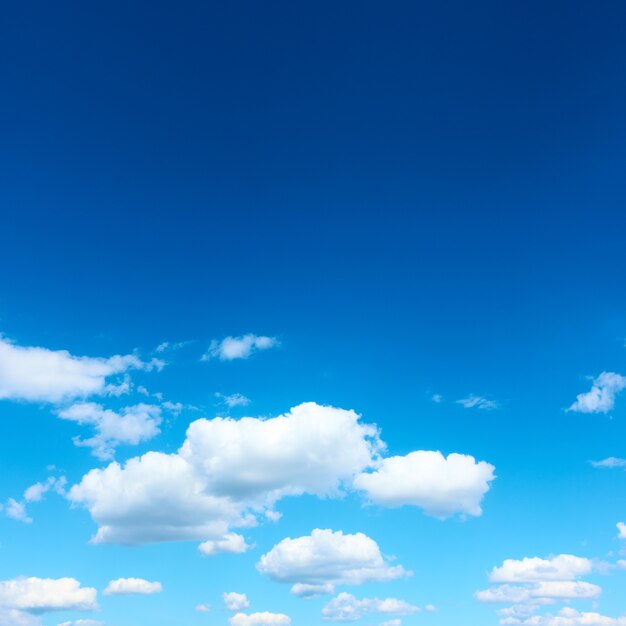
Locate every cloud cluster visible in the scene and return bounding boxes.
[67,402,496,546]
[500,607,626,626]
[257,529,408,596]
[321,593,420,622]
[477,555,605,624]
[68,403,383,545]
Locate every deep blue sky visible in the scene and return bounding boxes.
[2,2,626,626]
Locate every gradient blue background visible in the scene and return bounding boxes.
[1,1,626,624]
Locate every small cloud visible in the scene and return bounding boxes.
[4,498,32,523]
[199,533,250,557]
[456,395,499,410]
[568,372,626,414]
[216,392,251,408]
[195,604,211,613]
[590,457,626,469]
[104,578,162,595]
[202,335,279,361]
[618,522,626,539]
[162,401,183,415]
[223,592,250,612]
[431,394,443,403]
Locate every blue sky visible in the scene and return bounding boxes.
[2,1,626,625]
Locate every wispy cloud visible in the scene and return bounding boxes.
[456,395,499,410]
[202,334,279,361]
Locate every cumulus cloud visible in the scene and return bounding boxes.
[0,336,159,404]
[103,578,162,595]
[290,583,335,598]
[590,457,626,469]
[229,612,291,626]
[354,451,495,518]
[257,529,408,595]
[223,592,250,611]
[456,395,499,410]
[24,476,67,503]
[567,372,626,414]
[68,403,382,545]
[57,403,162,459]
[0,577,97,612]
[321,593,420,622]
[195,604,210,612]
[489,555,593,583]
[199,533,250,556]
[203,335,278,361]
[617,522,626,539]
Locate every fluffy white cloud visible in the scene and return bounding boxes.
[203,335,278,361]
[24,477,66,502]
[590,457,626,469]
[0,577,97,612]
[0,608,40,626]
[502,608,626,626]
[617,522,626,539]
[103,578,162,595]
[567,372,626,414]
[229,612,291,626]
[257,529,408,594]
[69,403,382,545]
[321,593,420,622]
[199,533,250,556]
[354,451,495,518]
[489,555,593,583]
[223,592,250,611]
[57,403,162,459]
[0,336,158,403]
[476,581,601,604]
[456,395,499,410]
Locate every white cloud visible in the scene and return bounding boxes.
[321,593,420,622]
[24,476,67,502]
[257,529,408,594]
[354,451,495,518]
[291,583,335,598]
[5,498,31,523]
[195,604,211,612]
[457,395,499,410]
[68,403,382,545]
[203,335,278,361]
[489,555,593,583]
[617,522,626,539]
[476,581,601,604]
[199,533,250,556]
[567,372,626,414]
[58,403,162,459]
[103,578,162,595]
[216,392,251,408]
[223,592,249,611]
[0,577,97,612]
[380,621,402,626]
[57,621,103,626]
[431,394,443,403]
[0,336,158,403]
[590,457,626,468]
[229,612,291,626]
